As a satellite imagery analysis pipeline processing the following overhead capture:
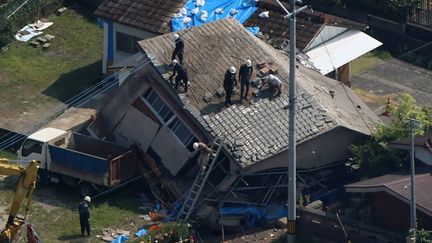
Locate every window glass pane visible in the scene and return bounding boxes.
[116,32,140,54]
[174,122,193,144]
[21,139,43,157]
[152,98,164,113]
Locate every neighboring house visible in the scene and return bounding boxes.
[94,0,381,82]
[244,0,382,83]
[94,0,187,73]
[91,19,379,216]
[345,173,432,231]
[391,132,432,166]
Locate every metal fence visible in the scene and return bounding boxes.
[408,7,432,28]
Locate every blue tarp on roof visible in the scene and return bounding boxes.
[171,0,258,32]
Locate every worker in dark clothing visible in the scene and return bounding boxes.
[172,33,184,64]
[239,59,253,101]
[224,66,237,107]
[169,59,189,93]
[78,196,91,237]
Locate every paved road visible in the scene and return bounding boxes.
[351,58,432,113]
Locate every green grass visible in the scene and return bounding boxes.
[0,4,102,117]
[351,49,392,76]
[2,185,142,242]
[0,150,17,159]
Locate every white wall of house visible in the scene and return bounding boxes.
[102,21,158,73]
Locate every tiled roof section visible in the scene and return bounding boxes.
[202,92,335,167]
[345,173,432,217]
[94,0,187,34]
[244,0,366,50]
[138,18,379,167]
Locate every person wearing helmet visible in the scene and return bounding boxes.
[172,33,185,64]
[169,59,189,93]
[223,66,237,107]
[78,196,91,237]
[193,142,214,175]
[239,59,253,101]
[260,74,282,97]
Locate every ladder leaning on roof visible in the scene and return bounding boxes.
[177,137,224,221]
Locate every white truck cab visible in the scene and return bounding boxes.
[18,127,68,170]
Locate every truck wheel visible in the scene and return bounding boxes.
[79,182,95,197]
[36,171,50,186]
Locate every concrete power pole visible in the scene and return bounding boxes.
[273,1,310,242]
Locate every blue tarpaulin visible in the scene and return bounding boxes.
[112,235,128,243]
[135,228,147,237]
[219,205,287,227]
[246,26,260,35]
[172,0,258,32]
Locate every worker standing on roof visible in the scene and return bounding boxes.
[239,59,253,102]
[170,59,189,93]
[193,142,214,175]
[224,66,237,107]
[260,74,282,97]
[78,196,91,237]
[172,33,184,64]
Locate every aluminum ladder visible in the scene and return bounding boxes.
[177,137,224,221]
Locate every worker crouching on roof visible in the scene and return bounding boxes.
[78,196,91,237]
[260,74,282,97]
[239,59,253,102]
[193,142,214,176]
[172,33,184,64]
[224,66,237,107]
[170,59,189,93]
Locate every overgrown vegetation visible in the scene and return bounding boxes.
[418,229,432,243]
[350,94,432,178]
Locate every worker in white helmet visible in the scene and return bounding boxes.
[260,74,282,97]
[239,59,253,102]
[223,66,237,107]
[78,196,91,237]
[172,33,184,64]
[193,142,214,175]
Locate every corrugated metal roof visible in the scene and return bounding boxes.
[306,30,382,75]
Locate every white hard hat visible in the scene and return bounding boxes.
[173,33,180,40]
[268,74,275,79]
[229,66,236,74]
[245,59,252,67]
[172,59,178,65]
[193,142,199,150]
[84,196,91,203]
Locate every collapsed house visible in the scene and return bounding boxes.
[90,18,379,224]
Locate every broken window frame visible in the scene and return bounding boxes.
[142,88,175,124]
[142,88,197,152]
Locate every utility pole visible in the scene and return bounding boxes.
[408,118,422,243]
[273,1,310,242]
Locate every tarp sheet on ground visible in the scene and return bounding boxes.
[219,204,287,227]
[171,0,258,32]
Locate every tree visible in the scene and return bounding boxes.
[418,229,432,243]
[350,94,431,178]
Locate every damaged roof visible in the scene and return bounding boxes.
[244,0,366,50]
[138,18,379,167]
[345,173,432,217]
[94,0,187,34]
